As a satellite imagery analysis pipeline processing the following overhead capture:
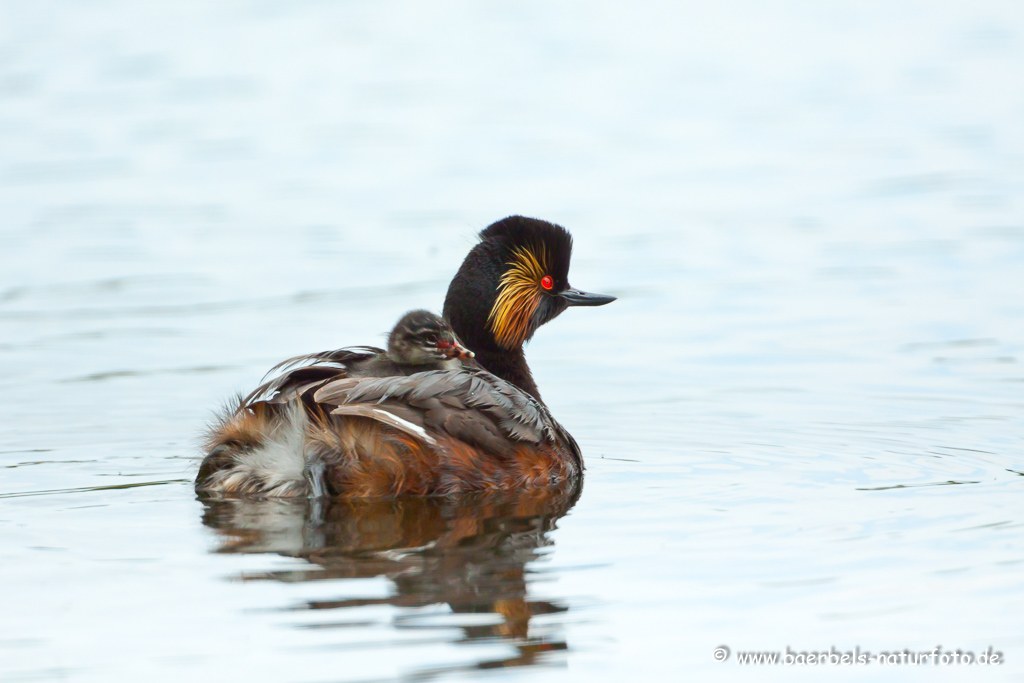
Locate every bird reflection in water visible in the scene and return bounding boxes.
[200,486,580,675]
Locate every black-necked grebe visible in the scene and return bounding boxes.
[195,216,615,498]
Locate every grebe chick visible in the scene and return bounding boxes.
[385,309,474,367]
[331,309,475,378]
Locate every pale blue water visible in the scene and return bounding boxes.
[1,2,1023,681]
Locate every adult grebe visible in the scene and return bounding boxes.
[196,216,614,497]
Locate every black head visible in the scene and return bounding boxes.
[387,310,474,365]
[442,216,615,353]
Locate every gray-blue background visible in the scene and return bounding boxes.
[2,2,1022,680]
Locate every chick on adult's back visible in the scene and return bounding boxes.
[195,216,615,498]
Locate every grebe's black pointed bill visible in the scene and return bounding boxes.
[558,287,617,307]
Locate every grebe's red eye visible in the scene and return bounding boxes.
[541,275,554,290]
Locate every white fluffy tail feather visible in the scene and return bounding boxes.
[211,403,311,496]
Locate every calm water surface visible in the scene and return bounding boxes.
[2,2,1023,681]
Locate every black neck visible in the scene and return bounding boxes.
[471,347,542,404]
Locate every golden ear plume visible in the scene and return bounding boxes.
[488,244,548,349]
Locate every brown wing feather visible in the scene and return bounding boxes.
[266,346,385,377]
[243,346,383,405]
[330,404,437,445]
